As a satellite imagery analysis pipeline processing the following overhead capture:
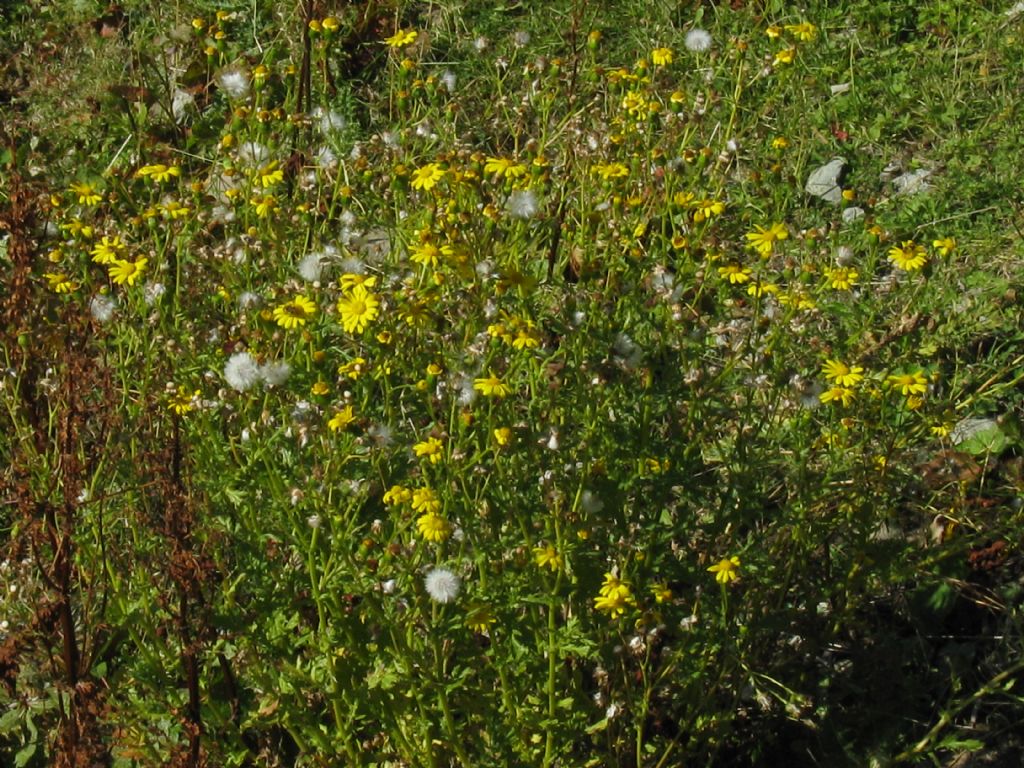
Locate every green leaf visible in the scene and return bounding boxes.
[14,742,37,768]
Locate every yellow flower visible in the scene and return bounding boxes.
[339,273,377,292]
[384,28,418,48]
[819,386,855,406]
[707,556,740,585]
[168,386,200,415]
[744,222,788,256]
[383,485,412,505]
[824,266,858,290]
[747,281,778,298]
[493,427,512,447]
[533,544,563,572]
[822,359,863,387]
[651,47,673,66]
[784,21,817,41]
[932,236,956,256]
[887,240,928,271]
[473,373,511,398]
[251,194,278,218]
[337,285,380,334]
[136,164,181,183]
[89,236,125,266]
[592,162,629,180]
[416,512,451,543]
[484,156,528,179]
[109,257,148,286]
[887,371,928,396]
[718,264,752,284]
[322,16,339,32]
[774,48,796,65]
[411,163,445,191]
[272,295,317,329]
[311,380,330,396]
[409,242,453,268]
[692,198,725,222]
[336,359,366,382]
[594,572,633,617]
[465,604,496,633]
[772,136,789,149]
[328,405,355,432]
[765,24,783,39]
[159,200,191,219]
[650,582,673,604]
[411,487,441,515]
[256,161,284,188]
[413,436,444,464]
[69,181,102,205]
[43,272,78,293]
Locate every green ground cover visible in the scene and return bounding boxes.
[2,1,1024,765]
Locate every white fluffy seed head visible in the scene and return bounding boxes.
[224,352,261,392]
[424,568,461,603]
[685,28,712,53]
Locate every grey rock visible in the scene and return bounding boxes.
[892,168,933,196]
[805,157,846,204]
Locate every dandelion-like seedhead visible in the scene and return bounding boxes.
[224,352,261,392]
[685,28,712,52]
[424,568,461,603]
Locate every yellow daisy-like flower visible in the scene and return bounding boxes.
[311,380,330,396]
[409,242,453,268]
[473,373,511,398]
[336,285,380,334]
[383,484,412,505]
[250,194,278,218]
[136,164,181,183]
[533,544,563,572]
[159,200,191,219]
[932,236,956,256]
[592,162,629,180]
[413,436,444,464]
[744,222,788,256]
[707,556,741,585]
[43,272,78,293]
[328,405,355,432]
[824,266,858,290]
[651,582,673,604]
[483,157,528,179]
[493,427,512,447]
[69,181,102,205]
[887,240,928,271]
[774,48,796,65]
[410,162,445,191]
[416,512,451,543]
[272,295,316,329]
[822,359,864,387]
[718,264,752,284]
[784,21,817,41]
[465,604,496,633]
[168,386,200,415]
[651,47,673,66]
[256,161,284,188]
[109,257,148,286]
[819,386,855,407]
[886,371,928,396]
[384,28,418,48]
[411,487,441,515]
[692,198,725,222]
[339,273,377,292]
[747,281,779,298]
[594,572,633,618]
